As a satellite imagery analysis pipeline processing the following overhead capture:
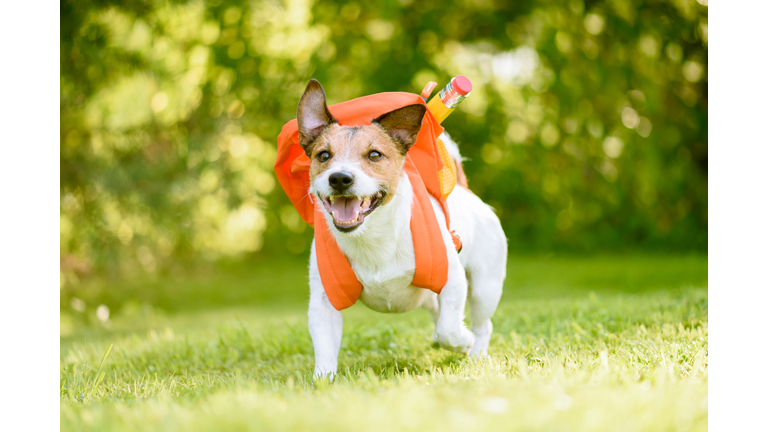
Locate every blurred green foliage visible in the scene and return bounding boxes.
[60,0,708,281]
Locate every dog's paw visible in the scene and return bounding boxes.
[435,327,475,354]
[468,321,492,357]
[313,368,336,382]
[468,345,489,358]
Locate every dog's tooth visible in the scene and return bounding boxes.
[329,196,335,205]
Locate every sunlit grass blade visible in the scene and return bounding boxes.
[88,343,113,399]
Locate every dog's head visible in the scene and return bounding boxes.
[297,79,427,233]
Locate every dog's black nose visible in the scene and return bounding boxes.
[329,172,354,192]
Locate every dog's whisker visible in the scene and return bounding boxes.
[295,191,314,206]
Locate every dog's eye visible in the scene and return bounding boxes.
[317,151,331,162]
[368,150,382,161]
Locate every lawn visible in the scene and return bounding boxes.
[60,254,708,431]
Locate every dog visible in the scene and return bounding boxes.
[296,79,507,378]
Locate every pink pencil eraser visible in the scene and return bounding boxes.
[452,75,472,96]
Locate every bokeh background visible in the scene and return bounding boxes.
[60,0,707,289]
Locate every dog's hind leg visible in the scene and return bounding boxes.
[308,242,343,379]
[465,239,506,357]
[466,269,504,357]
[434,258,475,354]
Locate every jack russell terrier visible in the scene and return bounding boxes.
[294,79,507,378]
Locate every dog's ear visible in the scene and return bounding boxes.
[372,104,428,153]
[297,79,336,156]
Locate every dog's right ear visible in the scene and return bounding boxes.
[372,104,427,154]
[297,79,336,156]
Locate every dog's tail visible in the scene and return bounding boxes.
[439,132,469,189]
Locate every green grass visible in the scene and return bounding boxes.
[60,254,708,431]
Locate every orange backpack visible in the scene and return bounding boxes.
[275,92,461,310]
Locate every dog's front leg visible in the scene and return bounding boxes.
[308,243,343,379]
[434,260,475,353]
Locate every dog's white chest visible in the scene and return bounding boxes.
[321,173,436,313]
[356,268,428,313]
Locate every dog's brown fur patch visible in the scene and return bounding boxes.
[297,79,427,206]
[308,124,408,204]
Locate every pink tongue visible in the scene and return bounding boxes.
[331,197,363,222]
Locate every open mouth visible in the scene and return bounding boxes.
[320,192,384,232]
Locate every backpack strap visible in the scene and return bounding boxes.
[404,157,449,293]
[314,202,362,310]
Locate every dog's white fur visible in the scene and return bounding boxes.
[307,133,507,378]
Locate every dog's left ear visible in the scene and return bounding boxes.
[373,104,428,153]
[297,79,336,156]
